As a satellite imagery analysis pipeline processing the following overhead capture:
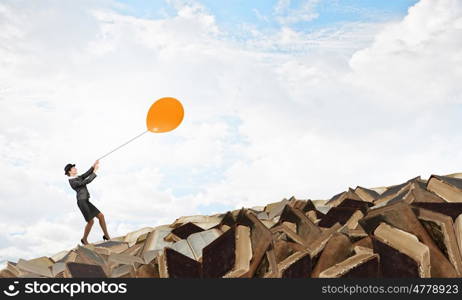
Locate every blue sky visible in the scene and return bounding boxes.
[116,0,419,33]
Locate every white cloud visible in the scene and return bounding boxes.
[1,0,461,264]
[273,0,320,25]
[244,22,385,55]
[349,0,462,108]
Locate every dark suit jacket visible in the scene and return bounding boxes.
[69,166,97,200]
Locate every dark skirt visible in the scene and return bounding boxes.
[77,198,101,222]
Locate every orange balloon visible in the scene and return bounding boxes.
[146,97,184,133]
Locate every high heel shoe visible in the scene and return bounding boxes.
[103,235,110,241]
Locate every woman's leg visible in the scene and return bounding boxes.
[96,212,110,238]
[82,218,94,243]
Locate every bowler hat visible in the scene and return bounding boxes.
[64,163,75,175]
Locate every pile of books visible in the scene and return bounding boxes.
[1,173,462,278]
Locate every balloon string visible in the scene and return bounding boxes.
[97,129,149,160]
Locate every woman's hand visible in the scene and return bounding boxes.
[93,160,100,172]
[92,159,99,168]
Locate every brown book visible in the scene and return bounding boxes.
[412,202,462,221]
[213,211,237,230]
[51,263,66,277]
[135,232,150,245]
[326,191,346,206]
[163,232,182,243]
[278,249,312,278]
[272,236,306,264]
[378,189,410,207]
[5,261,20,277]
[354,245,373,255]
[161,247,202,278]
[141,249,162,265]
[305,210,318,223]
[314,209,326,219]
[325,188,362,207]
[28,257,53,268]
[337,199,372,215]
[120,243,143,257]
[286,196,299,208]
[171,222,204,239]
[50,250,70,263]
[271,223,307,246]
[372,222,430,278]
[354,186,380,202]
[93,241,129,254]
[135,260,160,278]
[359,202,457,278]
[345,211,364,230]
[254,211,270,220]
[55,250,77,264]
[286,196,296,207]
[404,181,446,204]
[223,225,253,278]
[0,269,16,278]
[282,220,297,233]
[202,223,255,278]
[75,245,109,275]
[202,227,236,277]
[265,199,290,220]
[171,214,223,229]
[414,208,462,276]
[427,175,462,202]
[234,209,273,277]
[301,206,327,220]
[385,181,437,207]
[16,259,53,278]
[108,253,144,268]
[288,198,318,215]
[65,262,107,278]
[254,241,278,278]
[353,236,373,249]
[340,226,368,242]
[359,202,458,277]
[306,223,343,259]
[277,205,322,245]
[373,177,420,206]
[140,225,174,255]
[455,214,462,260]
[311,232,353,277]
[110,264,136,278]
[300,199,317,212]
[123,227,154,247]
[369,186,388,194]
[318,207,360,228]
[319,252,380,278]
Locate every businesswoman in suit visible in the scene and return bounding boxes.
[64,160,110,245]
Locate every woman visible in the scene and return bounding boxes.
[64,160,111,245]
